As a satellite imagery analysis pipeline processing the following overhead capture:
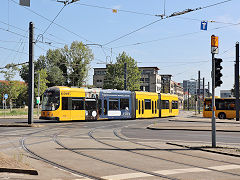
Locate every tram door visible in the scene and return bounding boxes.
[103,98,108,116]
[138,99,142,118]
[169,100,172,114]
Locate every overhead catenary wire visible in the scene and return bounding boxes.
[112,19,240,49]
[102,0,233,46]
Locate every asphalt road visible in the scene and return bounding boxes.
[0,111,240,179]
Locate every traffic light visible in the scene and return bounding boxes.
[215,58,223,88]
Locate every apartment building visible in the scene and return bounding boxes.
[93,66,163,93]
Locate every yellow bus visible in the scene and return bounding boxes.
[203,97,236,119]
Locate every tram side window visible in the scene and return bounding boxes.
[109,98,119,110]
[98,99,102,115]
[120,98,129,110]
[62,97,69,110]
[161,100,169,109]
[104,100,107,115]
[145,99,151,110]
[172,101,178,109]
[85,99,96,110]
[72,98,84,110]
[152,101,154,114]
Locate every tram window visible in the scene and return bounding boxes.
[155,101,157,114]
[152,101,154,114]
[62,97,69,110]
[142,100,144,114]
[139,100,141,114]
[109,98,119,110]
[72,98,84,110]
[136,99,138,110]
[104,100,107,115]
[172,101,178,109]
[145,99,151,110]
[120,98,129,110]
[85,99,96,110]
[161,100,169,109]
[98,99,102,115]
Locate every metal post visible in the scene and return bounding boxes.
[124,62,127,90]
[187,88,189,111]
[212,52,216,147]
[198,71,201,114]
[28,22,34,125]
[37,72,40,117]
[203,77,205,102]
[236,42,239,121]
[208,82,210,97]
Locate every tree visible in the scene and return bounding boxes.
[64,41,94,86]
[19,41,94,87]
[104,52,141,91]
[34,69,49,97]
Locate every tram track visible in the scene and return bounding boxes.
[19,123,105,180]
[53,121,179,180]
[87,125,240,178]
[111,127,240,178]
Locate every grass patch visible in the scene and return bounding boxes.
[0,108,39,116]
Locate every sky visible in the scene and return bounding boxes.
[0,0,239,95]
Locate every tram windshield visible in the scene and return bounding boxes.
[42,88,60,111]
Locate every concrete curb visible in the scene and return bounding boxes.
[0,124,42,127]
[0,167,38,175]
[147,126,240,132]
[166,142,240,158]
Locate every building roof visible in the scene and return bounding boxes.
[139,67,159,70]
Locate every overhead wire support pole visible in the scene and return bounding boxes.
[124,63,127,90]
[235,42,239,121]
[28,22,34,125]
[198,71,201,114]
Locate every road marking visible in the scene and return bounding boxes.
[102,164,240,180]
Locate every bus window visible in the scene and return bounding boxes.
[72,98,84,110]
[104,99,107,115]
[204,100,212,111]
[152,101,154,114]
[145,99,151,110]
[109,98,119,110]
[120,98,129,110]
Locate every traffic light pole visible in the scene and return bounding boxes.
[212,52,216,148]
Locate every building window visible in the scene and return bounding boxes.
[145,78,149,82]
[145,86,149,92]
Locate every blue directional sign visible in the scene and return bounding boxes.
[4,94,8,99]
[201,21,208,30]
